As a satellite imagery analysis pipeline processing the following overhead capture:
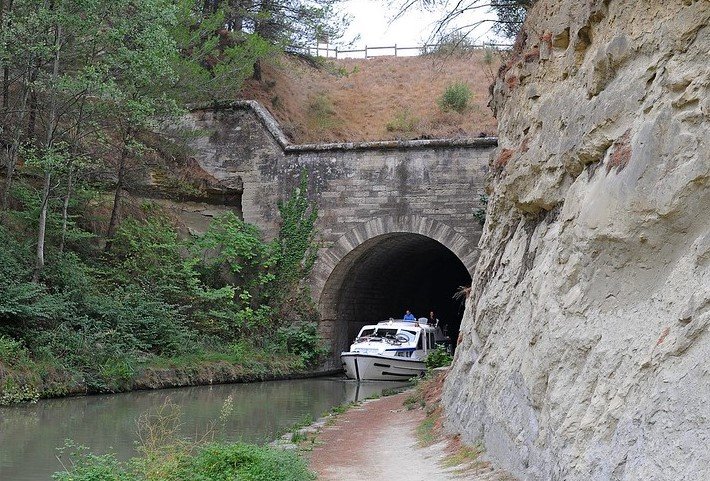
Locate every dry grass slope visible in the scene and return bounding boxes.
[238,51,501,143]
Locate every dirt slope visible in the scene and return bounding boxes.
[239,51,501,143]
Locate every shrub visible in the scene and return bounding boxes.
[53,441,315,481]
[386,109,419,134]
[473,193,489,226]
[438,82,473,113]
[0,377,41,404]
[307,93,338,131]
[0,225,72,334]
[175,443,316,481]
[275,322,329,369]
[425,345,453,369]
[0,335,30,366]
[53,443,136,481]
[109,213,197,306]
[272,170,319,324]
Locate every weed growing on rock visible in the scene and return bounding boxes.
[473,193,489,226]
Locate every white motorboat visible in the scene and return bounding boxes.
[341,318,450,381]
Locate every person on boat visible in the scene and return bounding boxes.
[403,310,416,321]
[428,311,439,325]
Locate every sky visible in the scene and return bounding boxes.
[335,0,499,52]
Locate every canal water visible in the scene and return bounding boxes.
[0,377,408,481]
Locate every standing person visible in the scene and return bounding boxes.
[428,311,439,326]
[403,310,416,321]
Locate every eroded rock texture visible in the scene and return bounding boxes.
[443,1,709,480]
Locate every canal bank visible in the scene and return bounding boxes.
[0,346,343,405]
[305,373,517,481]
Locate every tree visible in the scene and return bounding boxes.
[170,0,274,102]
[0,0,37,216]
[0,0,186,275]
[491,1,531,39]
[184,0,349,81]
[392,0,534,42]
[200,0,348,48]
[93,0,182,249]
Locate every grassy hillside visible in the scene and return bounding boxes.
[239,51,502,143]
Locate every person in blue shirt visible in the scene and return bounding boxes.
[403,310,416,321]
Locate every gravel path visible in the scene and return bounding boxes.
[308,391,511,481]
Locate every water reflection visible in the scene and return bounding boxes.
[0,377,408,481]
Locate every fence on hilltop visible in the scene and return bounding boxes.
[292,42,513,60]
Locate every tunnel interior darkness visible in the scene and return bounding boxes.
[321,233,472,355]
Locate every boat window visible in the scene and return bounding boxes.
[359,328,375,337]
[373,328,397,338]
[417,333,422,350]
[396,330,415,343]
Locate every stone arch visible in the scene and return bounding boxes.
[314,215,477,305]
[313,215,478,366]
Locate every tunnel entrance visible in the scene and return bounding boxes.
[320,232,472,358]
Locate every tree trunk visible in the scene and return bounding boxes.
[33,20,61,280]
[32,171,51,281]
[58,162,72,254]
[252,59,262,81]
[2,65,8,111]
[26,63,38,138]
[104,132,130,251]
[60,92,87,254]
[0,0,13,111]
[0,77,31,218]
[1,145,17,215]
[0,0,19,220]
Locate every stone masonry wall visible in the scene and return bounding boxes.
[178,102,496,303]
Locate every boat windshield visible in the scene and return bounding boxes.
[398,330,417,343]
[357,327,418,343]
[372,328,398,338]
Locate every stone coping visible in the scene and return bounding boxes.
[186,100,499,152]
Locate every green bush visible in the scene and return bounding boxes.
[425,345,453,370]
[473,193,489,226]
[275,322,329,369]
[0,377,41,404]
[0,225,72,334]
[0,172,323,399]
[386,109,419,133]
[307,93,338,131]
[53,443,136,481]
[174,443,315,481]
[0,335,30,366]
[437,82,473,114]
[109,213,197,306]
[53,442,315,481]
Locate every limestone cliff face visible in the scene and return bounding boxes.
[443,1,709,480]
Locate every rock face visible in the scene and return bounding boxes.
[443,1,709,480]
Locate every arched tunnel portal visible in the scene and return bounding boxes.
[318,230,474,363]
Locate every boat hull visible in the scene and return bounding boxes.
[341,352,425,381]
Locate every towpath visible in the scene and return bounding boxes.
[308,391,512,481]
